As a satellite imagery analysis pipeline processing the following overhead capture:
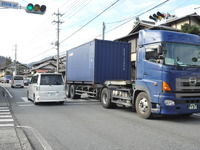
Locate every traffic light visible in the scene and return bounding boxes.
[149,12,166,22]
[157,12,166,19]
[26,3,46,15]
[149,15,157,22]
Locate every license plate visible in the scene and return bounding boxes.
[188,104,198,110]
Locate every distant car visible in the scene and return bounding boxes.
[27,73,66,105]
[24,78,30,86]
[4,75,12,83]
[0,77,4,83]
[11,75,24,88]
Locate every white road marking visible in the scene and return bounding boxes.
[0,124,14,127]
[0,119,14,122]
[0,112,11,115]
[21,97,30,103]
[193,114,200,117]
[0,115,12,118]
[0,109,9,112]
[0,107,9,109]
[3,87,13,98]
[18,104,34,107]
[17,126,53,150]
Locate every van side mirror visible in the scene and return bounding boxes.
[157,45,163,55]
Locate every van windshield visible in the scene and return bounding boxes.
[40,75,64,85]
[14,76,23,80]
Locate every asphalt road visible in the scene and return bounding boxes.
[1,83,200,150]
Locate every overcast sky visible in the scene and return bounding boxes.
[0,0,200,64]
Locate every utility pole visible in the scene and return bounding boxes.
[52,9,64,73]
[102,22,106,40]
[14,44,17,75]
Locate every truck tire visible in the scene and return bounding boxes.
[66,84,71,98]
[135,92,152,119]
[101,88,113,108]
[70,85,81,99]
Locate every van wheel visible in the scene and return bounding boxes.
[33,95,38,105]
[27,91,31,100]
[66,84,71,98]
[59,101,64,105]
[135,92,152,119]
[70,85,81,99]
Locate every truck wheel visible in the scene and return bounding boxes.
[101,88,113,108]
[70,85,81,99]
[135,92,152,119]
[66,84,71,98]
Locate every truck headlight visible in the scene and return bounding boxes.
[164,100,175,106]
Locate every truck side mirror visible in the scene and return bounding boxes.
[157,45,163,55]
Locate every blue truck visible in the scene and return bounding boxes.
[66,29,200,119]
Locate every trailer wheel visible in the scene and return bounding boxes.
[70,85,81,99]
[135,92,152,119]
[66,84,71,98]
[101,88,113,108]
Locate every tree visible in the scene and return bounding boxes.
[181,23,200,36]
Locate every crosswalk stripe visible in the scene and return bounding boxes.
[18,104,34,107]
[0,110,10,112]
[0,115,12,118]
[0,124,14,127]
[0,112,11,115]
[21,97,30,103]
[0,119,14,122]
[0,107,9,109]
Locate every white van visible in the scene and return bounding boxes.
[27,73,66,104]
[11,75,24,88]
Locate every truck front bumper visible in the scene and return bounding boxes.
[152,94,200,115]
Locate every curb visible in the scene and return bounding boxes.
[0,86,33,150]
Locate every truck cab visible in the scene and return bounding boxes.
[135,30,200,118]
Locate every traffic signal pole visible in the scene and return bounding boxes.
[52,9,63,73]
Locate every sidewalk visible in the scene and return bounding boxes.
[0,86,32,150]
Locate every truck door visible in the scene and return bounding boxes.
[141,45,163,103]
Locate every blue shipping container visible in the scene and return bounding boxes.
[66,39,131,84]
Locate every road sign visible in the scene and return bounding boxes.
[0,0,19,9]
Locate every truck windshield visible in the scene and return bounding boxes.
[164,42,200,67]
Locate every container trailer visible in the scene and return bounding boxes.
[66,30,200,119]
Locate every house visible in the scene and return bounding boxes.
[30,56,57,74]
[0,62,29,77]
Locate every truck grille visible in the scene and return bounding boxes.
[176,78,200,99]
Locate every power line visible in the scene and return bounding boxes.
[95,0,170,39]
[106,0,162,25]
[21,47,55,63]
[63,0,94,20]
[60,0,121,44]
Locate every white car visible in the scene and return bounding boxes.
[27,73,66,104]
[11,75,24,88]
